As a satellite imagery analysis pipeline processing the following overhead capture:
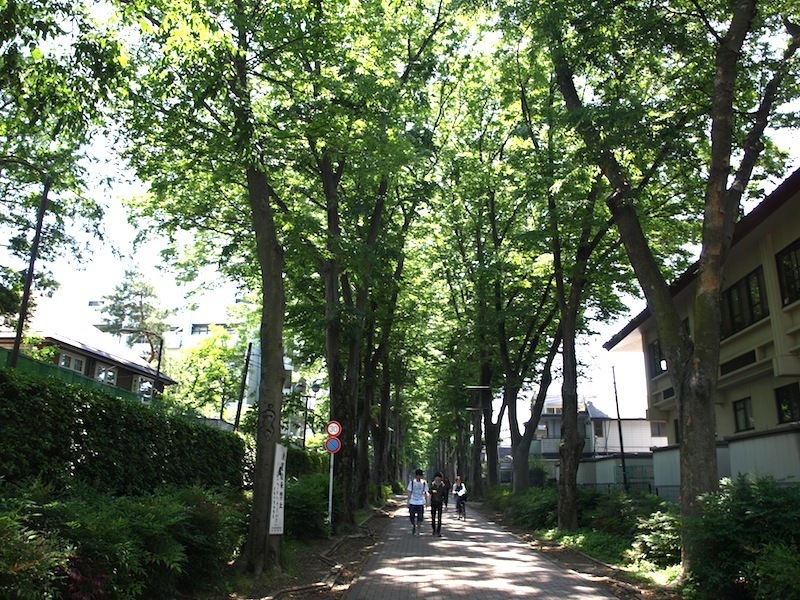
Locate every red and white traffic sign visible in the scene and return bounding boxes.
[326,420,343,437]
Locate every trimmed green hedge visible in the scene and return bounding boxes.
[0,369,244,494]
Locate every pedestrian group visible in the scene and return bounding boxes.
[406,469,467,536]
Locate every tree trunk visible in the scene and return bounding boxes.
[557,313,583,530]
[469,394,483,497]
[355,388,372,508]
[479,368,501,489]
[240,166,286,576]
[371,354,391,485]
[456,415,469,481]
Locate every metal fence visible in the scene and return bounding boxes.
[577,482,685,504]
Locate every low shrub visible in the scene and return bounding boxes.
[368,483,391,506]
[582,490,670,542]
[0,369,245,495]
[744,541,800,599]
[391,481,405,494]
[0,510,70,599]
[1,482,246,599]
[285,446,327,478]
[629,509,681,568]
[485,483,513,512]
[505,487,558,530]
[284,474,331,539]
[687,475,800,598]
[556,529,631,565]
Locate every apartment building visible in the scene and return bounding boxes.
[606,168,800,496]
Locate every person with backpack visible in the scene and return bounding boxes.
[406,469,428,535]
[428,472,447,536]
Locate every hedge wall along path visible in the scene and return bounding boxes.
[0,369,244,494]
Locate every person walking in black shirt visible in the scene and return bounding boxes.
[429,472,446,536]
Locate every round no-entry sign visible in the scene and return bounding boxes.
[324,436,342,453]
[326,420,343,437]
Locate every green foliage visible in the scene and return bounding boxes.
[0,368,244,494]
[485,483,514,512]
[1,482,246,600]
[98,269,175,351]
[284,474,331,540]
[550,529,631,566]
[687,476,800,599]
[367,483,392,506]
[743,541,800,600]
[504,487,559,530]
[580,490,668,540]
[629,510,681,569]
[285,445,326,478]
[1,0,127,305]
[169,326,245,416]
[0,266,23,325]
[0,507,70,600]
[391,481,405,494]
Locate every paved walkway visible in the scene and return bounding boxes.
[345,499,617,599]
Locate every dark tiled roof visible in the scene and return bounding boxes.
[0,332,177,384]
[604,168,800,350]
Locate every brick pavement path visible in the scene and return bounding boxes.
[345,499,617,599]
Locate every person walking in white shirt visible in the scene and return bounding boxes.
[407,469,428,535]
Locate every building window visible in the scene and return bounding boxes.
[733,398,754,432]
[776,382,800,424]
[191,323,211,335]
[132,376,154,399]
[651,421,667,437]
[648,339,666,378]
[776,238,800,307]
[673,419,681,444]
[593,421,604,437]
[721,267,769,338]
[95,364,117,386]
[59,352,85,374]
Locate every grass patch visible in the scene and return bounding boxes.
[541,528,628,565]
[539,527,681,588]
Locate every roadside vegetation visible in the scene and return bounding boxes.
[0,369,391,598]
[484,477,800,599]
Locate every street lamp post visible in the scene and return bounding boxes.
[305,380,321,449]
[293,378,322,449]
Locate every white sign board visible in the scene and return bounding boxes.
[269,443,288,535]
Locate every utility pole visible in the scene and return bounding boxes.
[612,366,629,492]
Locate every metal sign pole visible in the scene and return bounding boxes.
[324,420,341,528]
[328,451,334,525]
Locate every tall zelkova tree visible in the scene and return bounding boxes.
[1,0,125,320]
[255,0,456,524]
[433,46,562,493]
[115,0,292,575]
[116,0,460,548]
[504,0,800,569]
